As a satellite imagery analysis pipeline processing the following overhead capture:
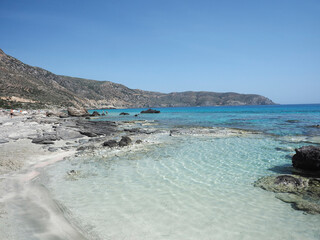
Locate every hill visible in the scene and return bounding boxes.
[0,49,274,109]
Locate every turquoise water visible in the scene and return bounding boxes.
[45,105,320,239]
[90,104,320,136]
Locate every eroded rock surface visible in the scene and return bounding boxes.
[254,175,320,214]
[118,136,132,147]
[67,107,90,117]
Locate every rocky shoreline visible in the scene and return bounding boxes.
[1,107,319,238]
[254,145,320,214]
[0,108,167,239]
[1,107,262,239]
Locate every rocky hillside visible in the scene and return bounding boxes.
[0,49,274,108]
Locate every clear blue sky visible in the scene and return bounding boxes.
[0,0,319,104]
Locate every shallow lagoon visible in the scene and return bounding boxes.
[45,105,320,239]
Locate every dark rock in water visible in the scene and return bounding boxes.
[85,116,91,119]
[91,111,101,117]
[101,113,106,116]
[254,175,308,193]
[254,175,320,214]
[136,139,143,144]
[276,193,320,214]
[310,124,320,128]
[292,145,320,172]
[285,120,300,123]
[103,140,118,148]
[80,131,98,137]
[120,112,130,115]
[118,136,132,147]
[67,107,90,117]
[134,114,139,117]
[140,108,160,114]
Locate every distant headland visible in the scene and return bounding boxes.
[0,49,274,109]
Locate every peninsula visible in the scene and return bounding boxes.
[0,49,274,109]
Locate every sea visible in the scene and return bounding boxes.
[43,104,320,240]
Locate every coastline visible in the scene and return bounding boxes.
[0,107,319,239]
[0,109,258,239]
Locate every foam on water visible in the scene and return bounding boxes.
[44,135,320,240]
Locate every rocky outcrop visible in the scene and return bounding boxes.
[103,140,118,148]
[254,146,320,214]
[75,120,117,136]
[91,111,100,116]
[118,136,132,147]
[292,146,320,172]
[141,109,160,114]
[67,107,90,117]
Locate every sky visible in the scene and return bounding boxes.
[0,0,319,104]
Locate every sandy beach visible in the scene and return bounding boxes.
[0,109,258,239]
[0,109,145,239]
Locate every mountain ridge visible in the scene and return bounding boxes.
[0,49,274,109]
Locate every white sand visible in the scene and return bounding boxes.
[0,112,87,239]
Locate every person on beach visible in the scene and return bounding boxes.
[10,109,13,118]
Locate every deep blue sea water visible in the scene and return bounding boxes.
[44,104,320,239]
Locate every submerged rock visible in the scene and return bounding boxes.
[120,112,130,115]
[276,193,320,215]
[140,108,160,114]
[292,145,320,172]
[254,175,308,193]
[136,139,143,144]
[254,175,320,214]
[118,136,132,147]
[285,120,300,123]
